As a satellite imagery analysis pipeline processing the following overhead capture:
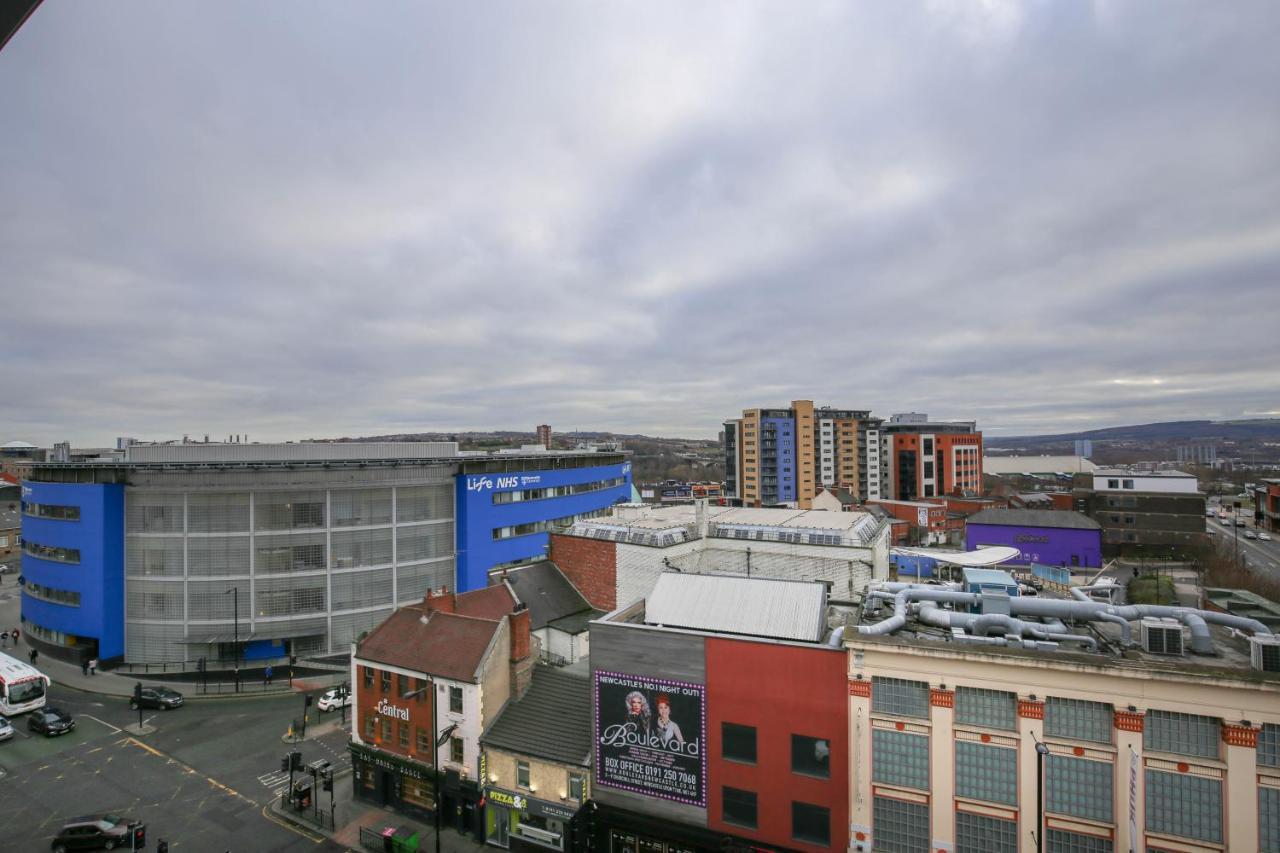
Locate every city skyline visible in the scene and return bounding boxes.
[3,2,1279,446]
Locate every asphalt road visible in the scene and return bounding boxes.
[0,683,351,852]
[1208,519,1280,575]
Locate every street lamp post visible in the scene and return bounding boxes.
[403,681,459,853]
[1033,735,1049,853]
[223,587,240,693]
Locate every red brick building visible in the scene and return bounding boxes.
[350,584,531,836]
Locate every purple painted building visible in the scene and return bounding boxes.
[965,508,1102,568]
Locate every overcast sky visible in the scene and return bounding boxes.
[3,2,1278,446]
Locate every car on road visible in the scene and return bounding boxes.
[1236,520,1247,527]
[1259,532,1273,541]
[29,707,76,737]
[0,714,13,742]
[129,686,184,710]
[0,563,9,574]
[50,814,140,852]
[1245,531,1258,540]
[317,687,351,712]
[1220,518,1232,526]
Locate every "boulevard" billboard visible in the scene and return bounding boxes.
[594,670,705,807]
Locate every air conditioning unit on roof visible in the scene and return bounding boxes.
[1140,617,1184,656]
[1250,635,1280,673]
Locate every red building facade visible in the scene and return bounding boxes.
[705,638,848,851]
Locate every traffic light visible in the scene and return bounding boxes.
[290,750,303,771]
[281,754,290,773]
[304,694,313,708]
[133,682,143,705]
[131,823,146,850]
[196,657,205,673]
[322,774,333,793]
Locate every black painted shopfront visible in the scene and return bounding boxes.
[351,742,436,823]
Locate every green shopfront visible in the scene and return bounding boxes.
[484,786,579,851]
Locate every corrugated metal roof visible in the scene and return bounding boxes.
[644,573,827,642]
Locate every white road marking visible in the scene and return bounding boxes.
[82,714,122,734]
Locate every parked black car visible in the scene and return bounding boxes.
[130,686,184,710]
[29,707,76,737]
[50,814,140,852]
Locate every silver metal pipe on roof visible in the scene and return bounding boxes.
[859,582,1272,655]
[857,588,978,636]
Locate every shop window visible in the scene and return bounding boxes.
[791,734,830,778]
[792,802,830,846]
[722,787,757,829]
[722,723,757,764]
[450,686,463,713]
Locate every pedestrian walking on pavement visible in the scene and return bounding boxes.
[82,659,89,676]
[89,658,98,675]
[12,627,19,644]
[1,631,8,647]
[29,648,37,665]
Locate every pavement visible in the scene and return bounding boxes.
[0,575,343,700]
[1,571,488,850]
[264,732,488,850]
[269,769,490,853]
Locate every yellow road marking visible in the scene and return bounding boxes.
[123,737,253,806]
[259,801,324,844]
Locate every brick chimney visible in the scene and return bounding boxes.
[424,586,456,614]
[509,602,533,699]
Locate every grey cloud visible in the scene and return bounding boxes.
[2,1,1278,445]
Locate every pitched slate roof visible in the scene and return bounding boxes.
[357,609,502,683]
[967,508,1101,531]
[481,667,592,766]
[502,561,592,631]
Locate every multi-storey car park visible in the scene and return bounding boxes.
[19,441,630,666]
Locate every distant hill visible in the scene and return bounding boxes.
[991,419,1280,446]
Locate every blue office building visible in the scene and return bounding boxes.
[19,443,628,666]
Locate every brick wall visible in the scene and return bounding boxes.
[548,533,617,611]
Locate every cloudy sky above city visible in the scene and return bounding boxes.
[3,1,1278,446]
